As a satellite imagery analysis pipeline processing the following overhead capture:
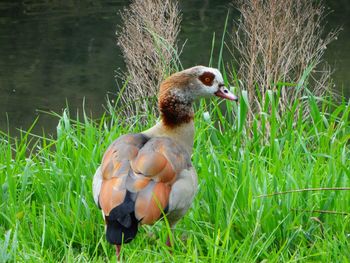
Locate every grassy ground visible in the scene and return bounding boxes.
[0,90,349,262]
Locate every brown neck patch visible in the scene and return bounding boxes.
[159,93,194,128]
[158,72,194,128]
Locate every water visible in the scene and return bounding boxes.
[0,0,349,134]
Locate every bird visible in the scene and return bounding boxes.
[92,65,238,259]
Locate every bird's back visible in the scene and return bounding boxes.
[93,133,194,245]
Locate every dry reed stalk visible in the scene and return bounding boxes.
[255,187,350,199]
[116,0,182,120]
[231,0,339,118]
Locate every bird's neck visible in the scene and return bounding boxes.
[142,90,195,155]
[158,90,194,128]
[142,121,195,155]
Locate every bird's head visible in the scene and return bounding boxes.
[159,66,238,103]
[158,66,238,128]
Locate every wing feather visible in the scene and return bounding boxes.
[135,181,171,224]
[96,133,192,229]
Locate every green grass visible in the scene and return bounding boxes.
[0,90,349,262]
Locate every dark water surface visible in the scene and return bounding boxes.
[0,0,349,134]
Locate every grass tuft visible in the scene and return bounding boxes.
[1,91,349,262]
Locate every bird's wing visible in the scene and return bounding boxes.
[92,166,102,208]
[95,133,192,226]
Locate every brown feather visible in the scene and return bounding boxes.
[131,151,167,176]
[100,177,126,216]
[135,182,171,224]
[158,72,194,128]
[98,134,190,226]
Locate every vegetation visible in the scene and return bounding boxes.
[230,0,339,117]
[1,0,349,262]
[116,0,182,119]
[1,82,350,262]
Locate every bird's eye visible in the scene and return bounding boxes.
[199,72,215,86]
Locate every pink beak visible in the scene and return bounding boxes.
[215,86,238,101]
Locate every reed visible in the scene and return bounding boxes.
[230,0,340,118]
[116,0,182,120]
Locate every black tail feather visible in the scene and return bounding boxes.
[105,212,138,245]
[105,191,139,245]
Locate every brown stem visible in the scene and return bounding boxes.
[255,187,350,198]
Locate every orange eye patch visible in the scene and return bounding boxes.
[199,72,215,86]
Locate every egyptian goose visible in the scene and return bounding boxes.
[92,65,238,258]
